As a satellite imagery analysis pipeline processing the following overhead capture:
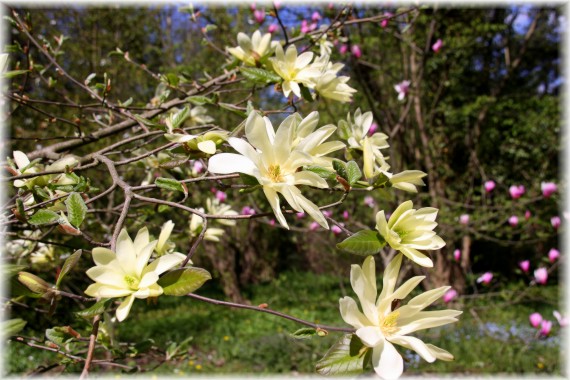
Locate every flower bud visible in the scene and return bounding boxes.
[18,271,51,294]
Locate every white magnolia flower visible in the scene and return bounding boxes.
[84,227,185,321]
[311,55,356,103]
[155,220,175,256]
[284,111,345,169]
[10,151,78,189]
[375,200,445,267]
[270,44,322,98]
[228,30,277,66]
[11,151,41,189]
[206,198,238,227]
[208,112,329,229]
[340,255,461,380]
[189,209,224,242]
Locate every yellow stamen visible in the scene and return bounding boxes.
[380,311,400,336]
[124,275,139,290]
[267,164,284,182]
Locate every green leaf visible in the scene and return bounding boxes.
[170,106,190,129]
[290,328,317,340]
[346,161,362,185]
[336,230,386,256]
[2,69,30,78]
[299,84,314,102]
[2,318,27,336]
[45,326,76,346]
[332,160,348,181]
[55,250,82,288]
[240,67,281,85]
[239,173,260,186]
[65,192,87,228]
[155,177,186,194]
[158,267,211,296]
[316,334,368,376]
[28,209,59,225]
[186,95,213,106]
[304,166,336,180]
[218,102,246,118]
[2,264,27,278]
[18,271,51,294]
[15,197,27,221]
[75,299,112,319]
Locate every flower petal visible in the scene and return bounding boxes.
[356,326,384,347]
[116,294,135,322]
[138,271,160,289]
[377,253,402,307]
[400,247,433,267]
[156,221,174,254]
[208,153,257,176]
[339,296,369,329]
[86,266,128,288]
[115,229,137,274]
[135,241,158,276]
[133,227,150,254]
[228,137,258,162]
[84,283,132,298]
[143,252,186,276]
[388,335,436,363]
[92,247,117,266]
[372,340,403,380]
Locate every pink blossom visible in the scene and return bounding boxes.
[529,312,543,328]
[311,11,321,21]
[534,267,548,285]
[192,160,204,173]
[477,272,493,284]
[342,210,350,220]
[541,182,557,198]
[484,180,496,193]
[300,20,311,34]
[328,2,334,9]
[540,320,552,336]
[443,289,458,303]
[453,249,461,262]
[310,22,318,31]
[551,216,561,229]
[394,80,411,101]
[241,206,256,215]
[339,44,348,55]
[253,9,265,24]
[432,38,443,53]
[309,221,320,231]
[273,1,281,9]
[351,45,362,59]
[296,212,305,219]
[554,311,569,327]
[364,196,375,208]
[269,219,276,226]
[322,210,333,218]
[548,248,560,263]
[509,184,525,199]
[525,210,531,220]
[250,3,256,11]
[519,260,530,273]
[380,12,393,28]
[268,23,278,33]
[331,225,342,235]
[215,190,227,203]
[459,214,470,225]
[368,122,378,136]
[508,215,519,227]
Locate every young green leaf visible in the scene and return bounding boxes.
[158,267,212,296]
[65,192,87,228]
[299,84,314,102]
[290,327,317,340]
[305,166,336,180]
[346,161,362,185]
[336,230,386,256]
[28,209,59,225]
[2,318,27,337]
[45,326,76,346]
[316,334,368,376]
[155,177,187,194]
[55,250,82,288]
[18,271,51,295]
[170,106,191,129]
[75,299,113,319]
[332,160,348,181]
[2,264,27,278]
[186,95,214,106]
[240,67,281,84]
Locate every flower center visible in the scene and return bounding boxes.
[124,275,140,290]
[380,311,400,336]
[267,164,284,182]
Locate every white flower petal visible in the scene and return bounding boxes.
[86,266,128,288]
[372,340,403,380]
[339,296,369,329]
[262,186,288,229]
[356,326,384,347]
[135,241,158,276]
[133,227,150,254]
[144,252,186,276]
[84,283,132,298]
[208,153,257,176]
[116,294,135,322]
[115,229,137,274]
[92,247,117,266]
[156,221,174,254]
[138,271,160,289]
[198,140,217,155]
[388,335,436,363]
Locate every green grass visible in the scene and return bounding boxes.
[6,271,562,376]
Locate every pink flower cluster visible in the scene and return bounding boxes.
[477,272,493,285]
[509,185,525,199]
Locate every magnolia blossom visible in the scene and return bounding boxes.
[351,44,362,58]
[296,211,305,219]
[540,320,552,336]
[268,23,278,34]
[311,55,357,103]
[519,260,530,273]
[227,30,276,66]
[394,80,410,101]
[534,267,548,285]
[551,216,561,229]
[459,214,470,225]
[215,190,227,203]
[364,196,375,208]
[311,11,321,21]
[322,210,333,218]
[529,312,543,328]
[508,215,519,227]
[375,200,445,267]
[509,185,525,199]
[242,206,256,215]
[477,272,493,284]
[253,9,265,24]
[342,210,350,220]
[154,221,175,256]
[339,44,348,55]
[84,227,186,321]
[484,180,496,193]
[309,221,320,231]
[208,112,331,229]
[453,249,461,262]
[554,311,569,327]
[331,225,342,235]
[525,210,531,220]
[368,122,379,136]
[381,12,393,28]
[432,39,443,52]
[270,44,321,98]
[548,248,560,263]
[10,151,78,190]
[340,255,460,380]
[541,182,557,198]
[443,289,458,303]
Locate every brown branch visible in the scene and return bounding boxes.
[79,314,101,380]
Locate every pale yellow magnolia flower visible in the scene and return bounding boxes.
[227,30,277,66]
[311,55,356,103]
[155,220,175,256]
[270,44,322,98]
[84,227,185,322]
[189,209,224,242]
[11,151,78,189]
[376,200,445,267]
[12,151,41,189]
[208,112,329,229]
[340,255,460,380]
[206,198,238,227]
